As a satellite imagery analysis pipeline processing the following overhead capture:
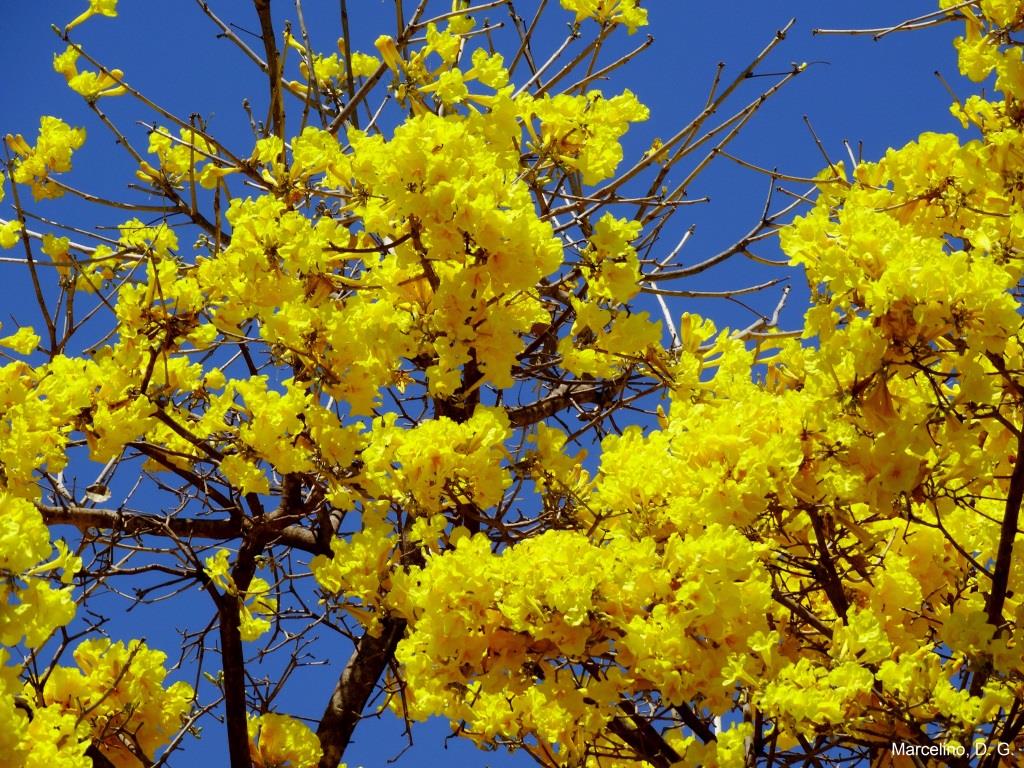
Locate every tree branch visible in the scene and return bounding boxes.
[607,699,681,768]
[253,0,285,142]
[38,504,321,553]
[986,430,1024,629]
[506,379,623,428]
[316,616,407,768]
[217,590,252,768]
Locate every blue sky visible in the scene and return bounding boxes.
[1,2,967,766]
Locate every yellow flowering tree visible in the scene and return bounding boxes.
[4,0,1024,767]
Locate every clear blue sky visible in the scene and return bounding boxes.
[2,2,964,766]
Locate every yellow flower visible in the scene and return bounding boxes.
[248,713,322,768]
[8,116,86,200]
[0,220,21,249]
[52,46,126,99]
[559,0,648,32]
[65,0,118,32]
[43,638,193,765]
[374,35,403,73]
[0,326,40,355]
[350,51,380,78]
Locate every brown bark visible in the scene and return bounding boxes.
[316,616,407,768]
[252,0,285,143]
[38,504,320,553]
